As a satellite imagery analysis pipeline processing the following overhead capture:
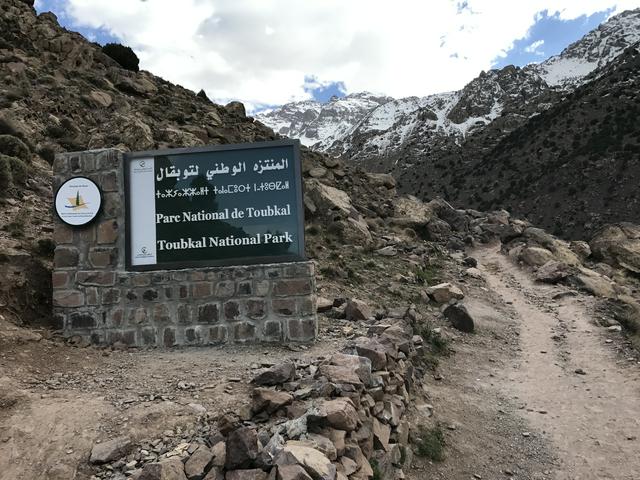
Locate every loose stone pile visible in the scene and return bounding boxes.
[89,305,427,480]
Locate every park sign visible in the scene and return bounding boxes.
[124,140,305,270]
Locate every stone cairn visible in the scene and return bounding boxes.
[88,303,426,480]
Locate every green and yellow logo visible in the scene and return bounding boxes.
[65,190,88,210]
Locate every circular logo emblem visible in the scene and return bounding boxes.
[54,176,102,227]
[141,247,148,254]
[139,160,146,168]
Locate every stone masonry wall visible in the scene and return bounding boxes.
[52,149,317,347]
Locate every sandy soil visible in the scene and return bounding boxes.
[479,245,640,480]
[408,244,639,480]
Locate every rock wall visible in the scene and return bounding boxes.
[52,149,317,346]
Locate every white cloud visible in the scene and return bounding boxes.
[524,39,545,54]
[60,0,640,110]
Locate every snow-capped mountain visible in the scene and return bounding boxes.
[256,92,391,149]
[257,9,640,172]
[529,9,640,88]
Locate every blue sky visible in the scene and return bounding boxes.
[33,1,639,110]
[493,9,612,68]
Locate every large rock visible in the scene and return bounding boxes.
[287,433,337,461]
[252,363,296,386]
[443,303,475,333]
[520,246,555,267]
[89,436,132,464]
[305,180,353,216]
[184,445,214,479]
[308,398,359,432]
[372,418,390,451]
[354,337,388,370]
[535,261,574,283]
[425,283,464,303]
[320,353,372,387]
[139,458,188,480]
[276,444,336,480]
[252,388,294,414]
[366,173,396,189]
[277,464,313,480]
[225,469,268,480]
[344,299,372,321]
[225,427,259,470]
[590,223,640,274]
[570,267,617,298]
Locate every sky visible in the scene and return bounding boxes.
[34,0,640,112]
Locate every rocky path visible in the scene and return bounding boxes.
[477,245,640,480]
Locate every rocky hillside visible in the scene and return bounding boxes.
[401,43,640,240]
[0,0,283,325]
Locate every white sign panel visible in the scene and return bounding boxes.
[54,176,102,226]
[128,158,157,266]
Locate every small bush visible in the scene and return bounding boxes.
[38,145,56,165]
[102,43,140,72]
[0,134,30,162]
[34,238,56,258]
[370,459,382,480]
[415,425,445,461]
[7,156,27,185]
[0,155,11,194]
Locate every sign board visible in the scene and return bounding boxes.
[124,140,305,270]
[54,176,102,226]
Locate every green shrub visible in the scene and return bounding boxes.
[0,134,30,162]
[35,238,56,258]
[102,43,140,72]
[0,155,11,194]
[38,145,56,165]
[415,425,445,461]
[7,156,27,185]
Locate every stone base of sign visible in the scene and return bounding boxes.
[52,149,317,347]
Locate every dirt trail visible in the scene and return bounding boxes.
[477,245,640,480]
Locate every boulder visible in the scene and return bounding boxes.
[252,363,296,386]
[308,167,327,178]
[372,418,391,451]
[139,458,188,480]
[535,261,575,283]
[225,101,246,118]
[520,246,555,267]
[590,223,640,274]
[322,353,372,387]
[366,173,396,189]
[225,427,259,470]
[570,267,617,298]
[344,299,372,321]
[569,240,592,260]
[354,337,387,371]
[275,444,336,480]
[425,218,452,241]
[252,388,294,415]
[305,180,352,216]
[443,303,475,333]
[277,464,313,480]
[308,398,359,431]
[225,469,268,480]
[316,297,334,313]
[287,433,337,461]
[184,445,214,479]
[203,468,224,480]
[425,283,464,303]
[89,436,132,464]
